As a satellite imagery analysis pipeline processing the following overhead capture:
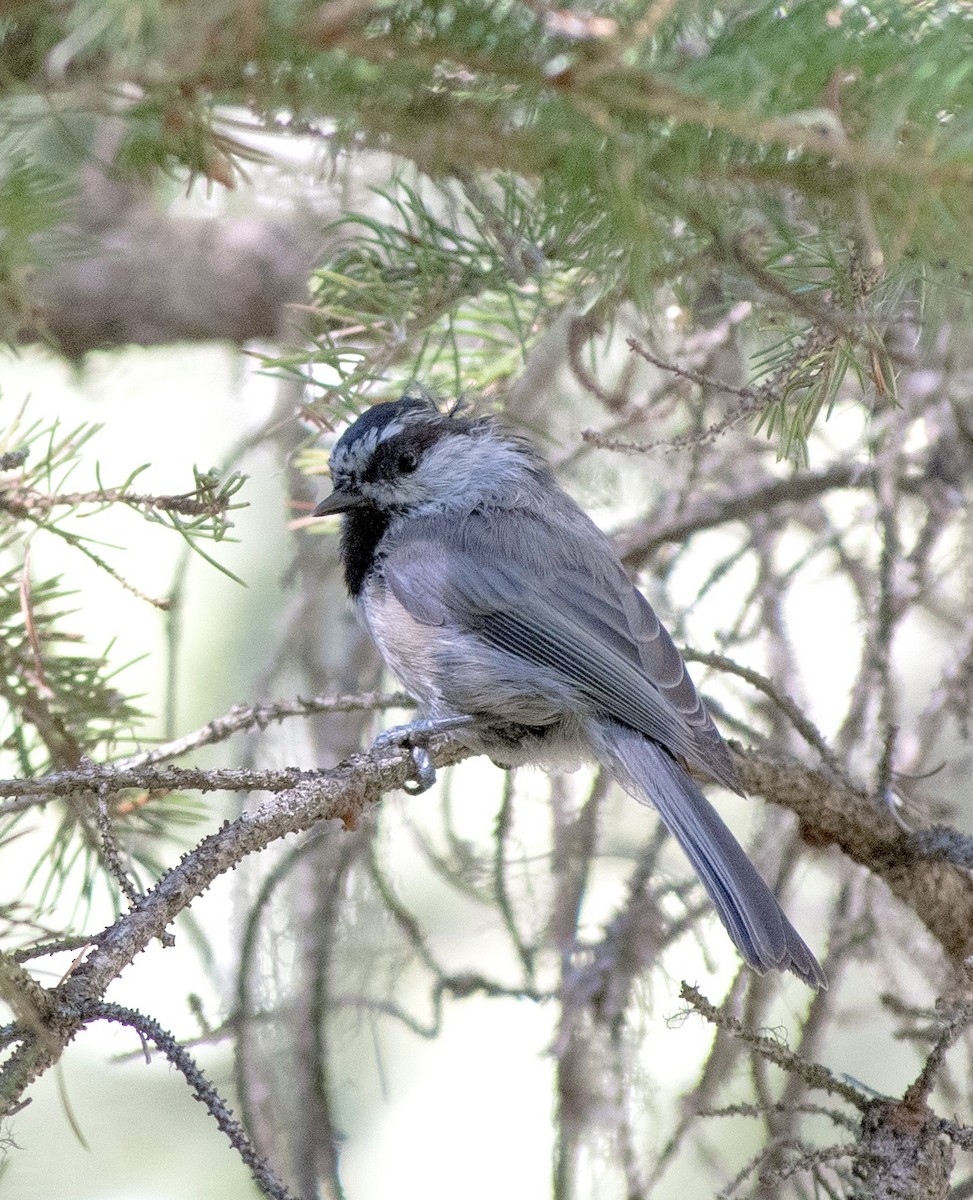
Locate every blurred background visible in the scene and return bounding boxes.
[2,4,973,1198]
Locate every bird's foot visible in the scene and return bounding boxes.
[371,716,474,795]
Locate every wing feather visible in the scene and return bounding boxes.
[380,509,740,790]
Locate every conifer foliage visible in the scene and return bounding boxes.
[3,4,973,1198]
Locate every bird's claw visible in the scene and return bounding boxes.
[371,716,473,795]
[402,746,436,794]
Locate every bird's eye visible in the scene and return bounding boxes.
[397,450,419,474]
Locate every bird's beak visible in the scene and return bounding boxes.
[311,487,365,517]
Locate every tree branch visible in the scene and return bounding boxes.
[4,726,973,1144]
[0,733,470,1118]
[614,463,867,565]
[734,750,973,967]
[89,1002,299,1200]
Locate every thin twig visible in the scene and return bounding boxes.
[88,1002,299,1200]
[112,691,415,771]
[95,783,143,907]
[679,983,869,1108]
[0,485,236,517]
[683,649,848,780]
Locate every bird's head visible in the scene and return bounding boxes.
[313,391,544,520]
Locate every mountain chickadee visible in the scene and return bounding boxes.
[313,392,824,987]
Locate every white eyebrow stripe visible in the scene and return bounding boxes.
[377,420,406,441]
[331,409,439,476]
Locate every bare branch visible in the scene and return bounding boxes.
[88,1002,299,1200]
[615,463,868,566]
[112,691,415,771]
[678,983,869,1108]
[735,749,973,968]
[0,733,471,1119]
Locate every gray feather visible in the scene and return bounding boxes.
[381,505,739,790]
[328,398,823,986]
[592,723,825,987]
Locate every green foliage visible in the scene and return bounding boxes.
[267,1,973,453]
[0,565,142,774]
[0,403,243,925]
[288,174,577,417]
[4,1,973,452]
[0,154,73,340]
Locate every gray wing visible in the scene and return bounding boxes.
[381,510,740,791]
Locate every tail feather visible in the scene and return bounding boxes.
[592,723,825,988]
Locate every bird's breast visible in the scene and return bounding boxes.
[359,578,450,711]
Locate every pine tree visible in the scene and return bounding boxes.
[3,3,973,1197]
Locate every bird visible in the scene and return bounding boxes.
[312,390,825,988]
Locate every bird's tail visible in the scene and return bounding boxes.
[591,722,825,988]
